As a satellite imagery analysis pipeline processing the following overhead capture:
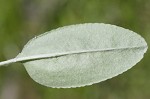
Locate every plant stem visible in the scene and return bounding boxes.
[0,58,18,66]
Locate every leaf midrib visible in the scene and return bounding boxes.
[0,45,147,66]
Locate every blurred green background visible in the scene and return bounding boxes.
[0,0,150,99]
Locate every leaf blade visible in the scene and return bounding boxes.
[2,23,147,88]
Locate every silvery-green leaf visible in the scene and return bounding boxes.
[0,23,148,88]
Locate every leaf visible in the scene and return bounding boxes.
[0,23,148,88]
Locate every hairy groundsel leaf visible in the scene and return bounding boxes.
[0,23,148,88]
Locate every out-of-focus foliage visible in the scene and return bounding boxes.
[0,0,150,99]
